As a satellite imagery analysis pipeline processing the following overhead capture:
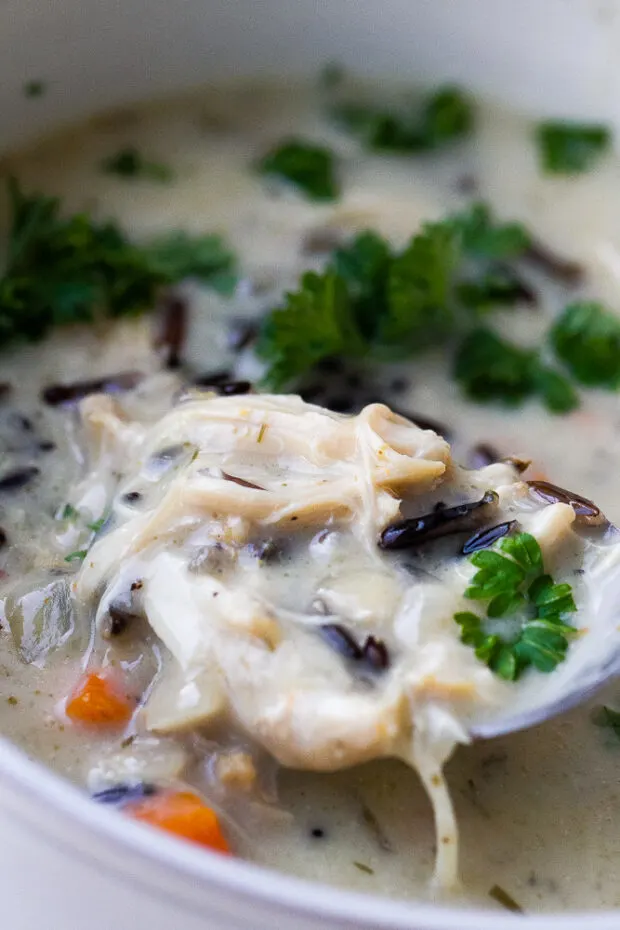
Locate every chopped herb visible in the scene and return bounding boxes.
[592,704,620,739]
[332,231,392,339]
[61,503,78,521]
[6,696,18,706]
[455,329,578,413]
[101,147,174,183]
[23,80,46,99]
[534,366,580,413]
[453,203,531,260]
[455,531,577,680]
[381,220,460,350]
[489,884,524,913]
[454,329,538,407]
[64,549,88,563]
[258,271,364,389]
[551,301,620,388]
[456,267,535,315]
[259,203,583,414]
[258,138,339,201]
[360,802,393,852]
[141,231,237,296]
[87,516,108,533]
[257,423,267,443]
[353,861,375,875]
[536,121,611,174]
[334,85,474,153]
[0,178,237,351]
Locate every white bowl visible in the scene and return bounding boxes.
[1,2,619,927]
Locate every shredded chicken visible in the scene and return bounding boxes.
[71,392,589,888]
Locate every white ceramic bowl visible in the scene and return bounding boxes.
[1,2,620,927]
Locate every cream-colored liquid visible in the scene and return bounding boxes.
[1,80,620,914]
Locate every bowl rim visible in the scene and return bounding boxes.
[0,733,618,929]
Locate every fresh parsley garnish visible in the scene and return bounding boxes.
[64,549,88,563]
[259,203,577,412]
[455,531,577,680]
[257,138,339,201]
[534,366,580,414]
[536,121,612,174]
[86,516,108,533]
[334,85,474,153]
[455,329,578,412]
[381,220,460,350]
[60,503,78,521]
[141,231,237,296]
[257,271,364,389]
[456,268,534,316]
[452,203,531,260]
[0,179,237,349]
[101,146,174,183]
[551,301,620,388]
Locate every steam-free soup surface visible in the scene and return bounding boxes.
[1,79,620,914]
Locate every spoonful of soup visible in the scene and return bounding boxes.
[53,388,620,890]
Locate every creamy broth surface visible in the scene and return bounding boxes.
[1,80,620,914]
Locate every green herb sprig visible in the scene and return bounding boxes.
[551,301,620,389]
[257,139,339,201]
[258,202,575,411]
[454,531,577,680]
[101,146,174,183]
[0,179,237,351]
[536,121,611,175]
[333,85,474,153]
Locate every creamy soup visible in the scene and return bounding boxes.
[1,78,620,916]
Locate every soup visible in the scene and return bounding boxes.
[1,76,620,915]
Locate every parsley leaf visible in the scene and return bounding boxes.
[452,202,531,261]
[454,329,538,406]
[381,221,460,350]
[420,86,474,148]
[551,301,620,388]
[455,531,577,680]
[534,366,580,413]
[0,179,237,350]
[456,267,533,315]
[465,549,526,600]
[334,85,473,153]
[455,329,579,413]
[65,549,88,563]
[536,121,612,174]
[257,138,339,201]
[101,146,174,183]
[60,503,78,521]
[257,271,364,389]
[257,202,583,414]
[142,231,237,296]
[332,231,392,339]
[500,532,543,573]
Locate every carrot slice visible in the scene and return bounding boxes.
[66,670,134,726]
[125,790,231,854]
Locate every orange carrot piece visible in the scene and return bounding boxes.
[125,791,231,854]
[66,670,134,726]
